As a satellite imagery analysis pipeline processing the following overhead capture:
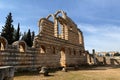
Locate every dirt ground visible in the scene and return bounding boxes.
[14,66,120,80]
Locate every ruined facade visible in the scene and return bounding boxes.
[0,10,87,68]
[33,10,86,67]
[86,50,120,65]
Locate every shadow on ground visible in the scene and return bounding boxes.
[15,71,54,77]
[14,65,120,77]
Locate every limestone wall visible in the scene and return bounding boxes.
[34,10,86,67]
[0,50,61,68]
[0,47,87,68]
[39,18,54,37]
[87,53,120,66]
[0,66,14,80]
[0,10,87,69]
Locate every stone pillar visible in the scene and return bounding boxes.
[1,43,5,50]
[78,32,82,44]
[78,31,84,45]
[85,51,91,64]
[93,49,97,65]
[81,33,84,46]
[64,25,68,40]
[61,25,65,39]
[54,19,58,37]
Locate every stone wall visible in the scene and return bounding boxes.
[0,10,87,69]
[0,48,60,68]
[87,53,120,66]
[0,66,14,80]
[35,10,86,67]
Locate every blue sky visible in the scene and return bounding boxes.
[0,0,120,52]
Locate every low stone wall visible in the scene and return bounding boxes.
[93,56,120,66]
[0,66,14,80]
[0,50,88,70]
[105,57,120,65]
[66,56,87,66]
[0,50,60,69]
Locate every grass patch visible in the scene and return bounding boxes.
[14,67,120,80]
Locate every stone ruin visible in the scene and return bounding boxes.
[0,10,88,70]
[87,49,120,66]
[0,66,14,80]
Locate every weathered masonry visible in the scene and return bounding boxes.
[0,10,87,69]
[0,66,14,80]
[33,10,87,67]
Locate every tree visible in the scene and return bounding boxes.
[31,31,35,45]
[14,23,21,41]
[26,29,32,47]
[21,29,32,47]
[21,32,27,41]
[1,12,15,44]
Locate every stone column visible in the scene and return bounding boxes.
[1,43,4,50]
[81,33,84,46]
[93,49,97,65]
[85,51,90,64]
[61,25,65,39]
[54,19,58,37]
[78,31,84,46]
[64,25,68,40]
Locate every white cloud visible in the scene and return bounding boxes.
[78,23,120,52]
[78,24,98,33]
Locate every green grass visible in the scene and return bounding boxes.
[14,67,120,80]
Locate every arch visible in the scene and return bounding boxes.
[60,47,66,67]
[40,45,46,53]
[46,14,55,22]
[55,11,63,37]
[60,48,65,55]
[0,37,7,51]
[38,18,44,27]
[55,10,68,39]
[54,10,66,18]
[54,10,67,39]
[12,41,26,52]
[19,41,26,52]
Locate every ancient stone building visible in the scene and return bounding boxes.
[33,10,86,67]
[0,10,87,69]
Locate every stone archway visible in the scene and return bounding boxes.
[0,41,5,51]
[19,42,26,52]
[54,10,66,18]
[60,47,66,67]
[40,45,46,53]
[46,14,55,22]
[12,41,26,52]
[0,37,7,51]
